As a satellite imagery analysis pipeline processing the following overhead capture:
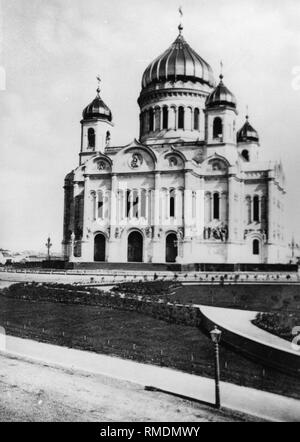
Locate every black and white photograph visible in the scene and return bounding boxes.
[0,0,300,428]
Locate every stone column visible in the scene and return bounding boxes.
[174,108,178,130]
[160,107,163,130]
[268,177,275,242]
[130,191,134,219]
[220,192,227,223]
[184,171,193,237]
[123,189,127,220]
[108,175,118,262]
[228,175,235,242]
[110,174,117,231]
[210,194,214,221]
[154,173,161,235]
[174,189,178,223]
[81,176,91,261]
[145,189,150,223]
[152,172,163,262]
[184,107,192,131]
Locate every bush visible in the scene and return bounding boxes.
[253,311,300,342]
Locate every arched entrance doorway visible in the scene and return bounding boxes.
[128,231,143,262]
[94,233,106,262]
[166,233,178,263]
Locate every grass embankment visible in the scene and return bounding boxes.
[0,282,299,400]
[115,281,300,344]
[168,283,300,312]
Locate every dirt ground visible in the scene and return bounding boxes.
[0,353,262,422]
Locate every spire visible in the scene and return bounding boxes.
[246,105,249,121]
[96,75,101,96]
[178,6,183,34]
[219,60,223,82]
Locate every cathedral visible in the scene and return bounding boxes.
[62,23,287,265]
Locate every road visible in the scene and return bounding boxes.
[0,353,259,422]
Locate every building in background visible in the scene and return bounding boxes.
[62,23,287,265]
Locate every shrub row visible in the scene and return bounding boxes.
[1,282,202,327]
[252,311,300,342]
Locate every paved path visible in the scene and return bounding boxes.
[1,353,253,422]
[1,334,299,421]
[199,305,300,356]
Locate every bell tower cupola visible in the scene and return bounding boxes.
[237,111,260,162]
[79,77,113,165]
[205,64,237,147]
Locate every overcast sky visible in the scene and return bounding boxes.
[0,0,300,253]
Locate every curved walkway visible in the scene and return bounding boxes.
[1,335,300,421]
[199,305,300,356]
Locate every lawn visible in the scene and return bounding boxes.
[0,287,299,400]
[172,284,300,313]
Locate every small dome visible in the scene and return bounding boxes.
[82,88,112,121]
[206,75,237,109]
[141,27,215,89]
[237,116,259,143]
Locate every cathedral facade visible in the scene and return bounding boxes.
[63,24,287,265]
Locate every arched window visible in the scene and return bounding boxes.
[194,108,200,130]
[253,239,260,255]
[88,128,95,148]
[170,189,175,217]
[213,117,223,140]
[126,190,131,217]
[178,106,184,129]
[242,149,249,161]
[97,191,104,219]
[162,106,168,129]
[213,192,220,219]
[253,195,259,222]
[105,131,111,146]
[149,108,154,132]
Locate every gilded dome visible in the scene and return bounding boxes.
[141,27,215,89]
[82,88,112,121]
[206,75,237,109]
[237,116,259,143]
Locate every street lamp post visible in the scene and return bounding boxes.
[210,325,222,409]
[45,237,52,262]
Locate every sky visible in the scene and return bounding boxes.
[0,0,300,253]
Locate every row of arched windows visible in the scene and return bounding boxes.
[140,105,200,135]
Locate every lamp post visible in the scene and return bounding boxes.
[210,325,222,409]
[45,237,52,262]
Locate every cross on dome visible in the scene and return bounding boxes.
[96,75,101,95]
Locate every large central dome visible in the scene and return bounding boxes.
[141,27,215,89]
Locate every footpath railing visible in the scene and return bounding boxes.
[0,266,300,284]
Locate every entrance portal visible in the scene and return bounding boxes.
[94,234,106,262]
[128,231,143,262]
[166,233,178,263]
